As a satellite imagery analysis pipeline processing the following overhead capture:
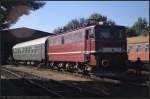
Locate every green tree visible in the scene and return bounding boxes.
[53,18,86,33]
[79,18,86,27]
[126,28,137,37]
[106,19,115,26]
[66,19,80,30]
[131,17,148,36]
[53,27,63,34]
[88,13,107,22]
[0,0,45,30]
[53,13,116,33]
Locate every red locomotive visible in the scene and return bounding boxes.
[47,24,127,72]
[127,36,149,62]
[12,24,128,73]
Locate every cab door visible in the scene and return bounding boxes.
[85,28,95,64]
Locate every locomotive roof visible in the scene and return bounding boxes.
[13,36,49,49]
[52,24,125,36]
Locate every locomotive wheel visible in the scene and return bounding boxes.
[65,63,70,71]
[58,63,64,71]
[65,63,69,71]
[74,63,79,73]
[76,66,81,73]
[83,65,92,75]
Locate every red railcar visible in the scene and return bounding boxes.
[47,25,127,72]
[127,36,149,62]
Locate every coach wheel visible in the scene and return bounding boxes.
[31,62,34,65]
[101,59,109,67]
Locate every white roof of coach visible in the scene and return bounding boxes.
[13,36,49,49]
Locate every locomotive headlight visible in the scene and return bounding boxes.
[101,59,109,67]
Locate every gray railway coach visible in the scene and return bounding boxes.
[12,36,49,64]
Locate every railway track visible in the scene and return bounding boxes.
[41,67,149,88]
[1,68,64,97]
[1,67,106,97]
[2,65,149,97]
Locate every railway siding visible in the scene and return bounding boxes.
[2,66,107,97]
[2,65,149,97]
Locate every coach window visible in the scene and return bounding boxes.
[136,45,142,52]
[34,49,37,54]
[21,48,23,54]
[29,47,30,53]
[27,48,29,53]
[26,48,28,54]
[145,44,149,52]
[20,48,22,54]
[13,49,15,54]
[29,47,31,54]
[128,45,133,52]
[22,48,24,54]
[18,49,20,54]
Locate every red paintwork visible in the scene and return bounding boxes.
[47,25,127,67]
[48,28,86,63]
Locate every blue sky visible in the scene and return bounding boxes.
[10,1,149,33]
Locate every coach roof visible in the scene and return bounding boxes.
[13,36,49,49]
[127,35,149,44]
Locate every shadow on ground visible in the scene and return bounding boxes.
[1,79,149,97]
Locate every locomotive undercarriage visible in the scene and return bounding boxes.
[11,55,126,74]
[46,61,93,74]
[94,52,128,72]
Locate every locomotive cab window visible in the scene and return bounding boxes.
[117,30,124,39]
[97,28,111,39]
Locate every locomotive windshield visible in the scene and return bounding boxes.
[114,29,125,39]
[98,28,111,39]
[95,26,125,40]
